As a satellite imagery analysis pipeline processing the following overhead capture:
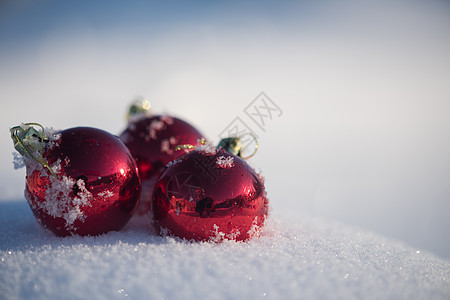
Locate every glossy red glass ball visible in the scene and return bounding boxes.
[119,115,203,214]
[24,127,141,236]
[152,147,269,241]
[120,115,203,181]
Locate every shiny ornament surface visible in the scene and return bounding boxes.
[120,114,203,214]
[152,146,268,241]
[17,126,141,236]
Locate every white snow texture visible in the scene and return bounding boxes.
[0,203,449,300]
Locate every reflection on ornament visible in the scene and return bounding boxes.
[152,140,268,242]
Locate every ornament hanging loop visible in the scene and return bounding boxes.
[217,133,258,160]
[10,123,56,177]
[239,132,259,159]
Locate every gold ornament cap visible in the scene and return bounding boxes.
[126,96,152,121]
[217,133,258,159]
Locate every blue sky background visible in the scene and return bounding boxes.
[0,1,310,44]
[1,0,450,258]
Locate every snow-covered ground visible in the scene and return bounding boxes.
[1,201,449,299]
[1,1,450,298]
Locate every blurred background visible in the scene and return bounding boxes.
[1,0,449,258]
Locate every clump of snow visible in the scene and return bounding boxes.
[146,115,174,141]
[148,119,165,140]
[49,158,63,175]
[43,127,62,148]
[160,136,178,155]
[195,142,217,156]
[216,155,235,169]
[160,115,174,125]
[226,226,241,240]
[27,160,92,230]
[15,130,92,231]
[209,224,242,242]
[209,224,226,242]
[247,216,263,239]
[12,152,25,169]
[97,190,114,199]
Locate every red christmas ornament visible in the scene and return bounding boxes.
[152,139,268,242]
[119,99,204,214]
[11,123,141,236]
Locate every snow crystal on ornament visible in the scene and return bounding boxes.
[195,142,217,156]
[226,227,241,240]
[44,127,62,145]
[50,158,63,175]
[97,190,114,199]
[25,158,93,231]
[209,224,242,242]
[209,224,226,243]
[147,115,175,141]
[24,153,47,178]
[166,159,182,168]
[160,115,174,125]
[148,119,165,140]
[160,136,178,155]
[161,139,171,154]
[65,205,84,226]
[216,156,235,169]
[247,216,263,238]
[47,174,91,229]
[63,156,70,167]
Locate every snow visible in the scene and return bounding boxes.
[160,137,178,155]
[146,116,174,141]
[20,148,94,231]
[216,155,235,169]
[1,201,449,299]
[12,153,25,170]
[195,142,218,156]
